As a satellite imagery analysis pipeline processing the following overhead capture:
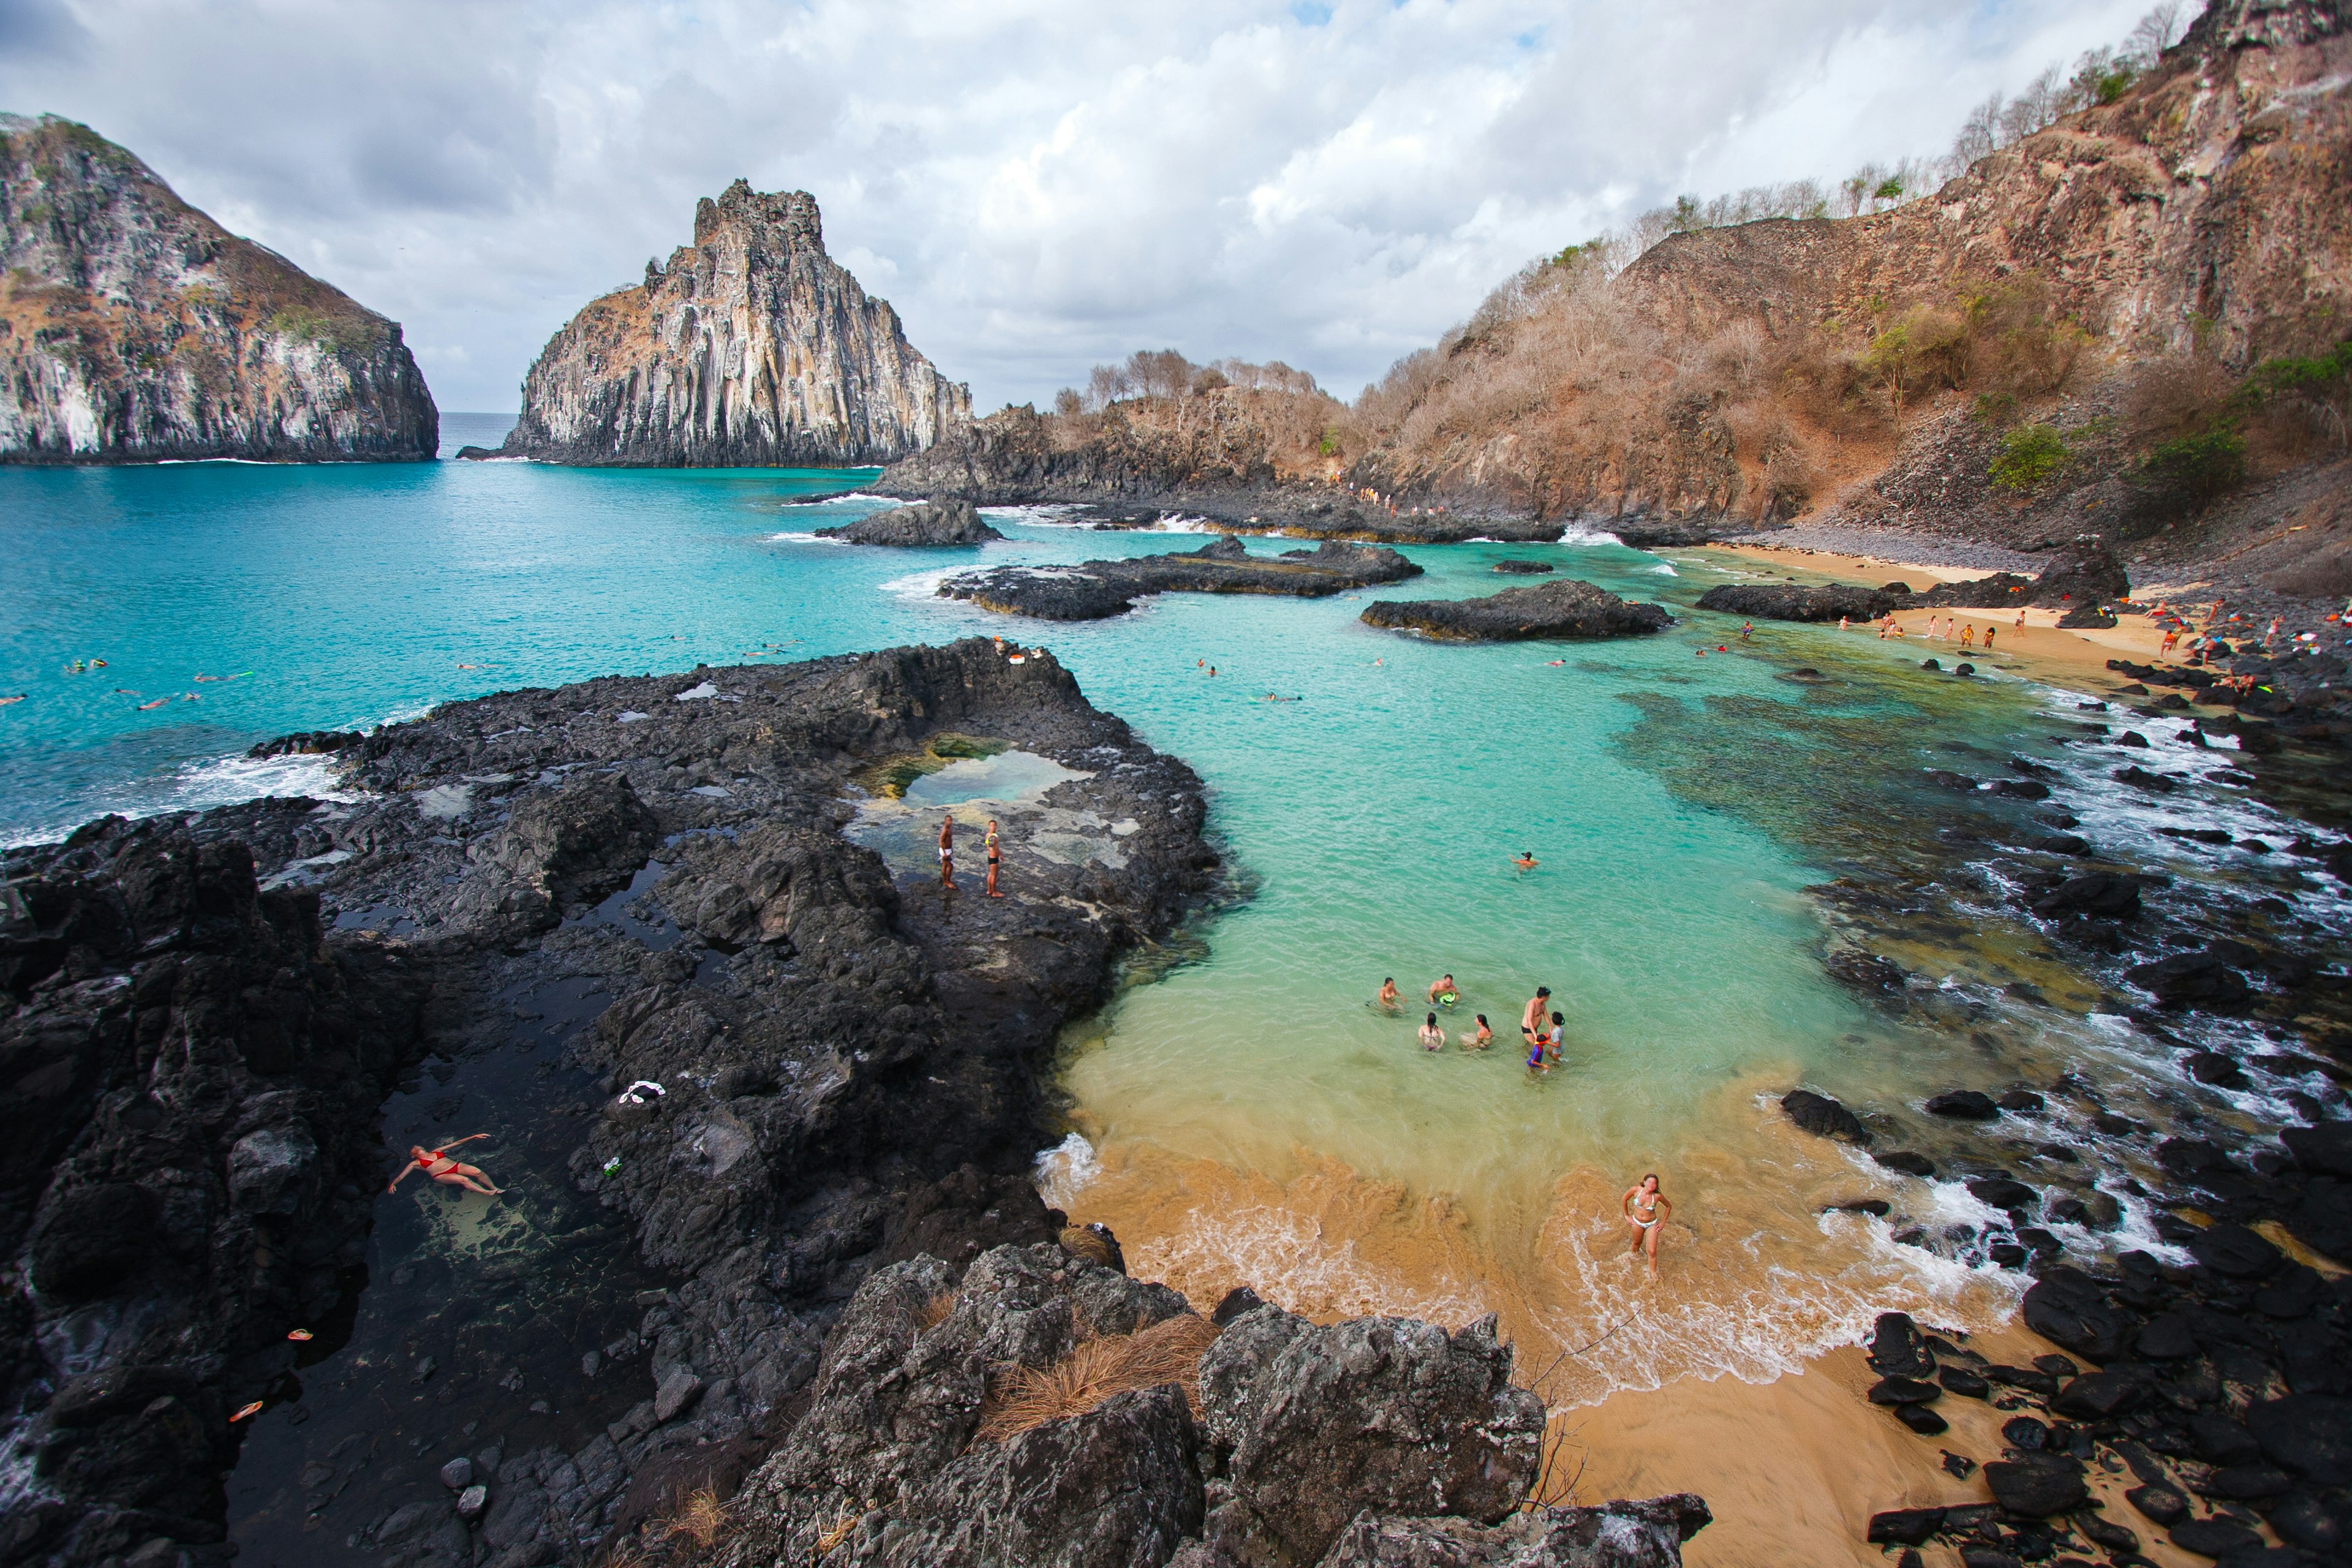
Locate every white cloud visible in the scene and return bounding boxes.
[2,0,2157,412]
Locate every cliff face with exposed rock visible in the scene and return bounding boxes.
[0,115,437,464]
[501,183,969,467]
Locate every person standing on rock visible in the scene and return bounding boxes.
[984,819,1003,897]
[1623,1174,1670,1279]
[938,815,956,888]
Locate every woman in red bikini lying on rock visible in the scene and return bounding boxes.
[388,1134,502,1196]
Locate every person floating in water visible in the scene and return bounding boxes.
[1623,1173,1670,1279]
[1520,986,1551,1046]
[938,815,956,889]
[984,818,1003,897]
[1427,973,1459,1006]
[1377,977,1401,1011]
[1419,1012,1447,1050]
[0,694,24,707]
[388,1135,502,1197]
[1512,851,1537,871]
[1461,1014,1492,1050]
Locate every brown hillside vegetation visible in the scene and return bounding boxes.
[1352,0,2351,548]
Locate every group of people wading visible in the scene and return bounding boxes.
[1377,972,1674,1277]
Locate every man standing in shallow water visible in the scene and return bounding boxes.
[1520,986,1551,1045]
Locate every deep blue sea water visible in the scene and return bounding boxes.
[4,439,2335,1419]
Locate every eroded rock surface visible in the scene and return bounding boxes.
[940,535,1421,621]
[817,499,1003,546]
[1360,579,1670,641]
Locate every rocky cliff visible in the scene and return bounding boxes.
[0,115,437,464]
[500,183,969,466]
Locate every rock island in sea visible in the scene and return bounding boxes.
[0,115,437,463]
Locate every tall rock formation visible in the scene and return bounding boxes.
[0,115,437,464]
[500,181,969,466]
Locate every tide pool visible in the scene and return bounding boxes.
[6,454,2319,1417]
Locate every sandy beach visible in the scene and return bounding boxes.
[1705,542,2185,690]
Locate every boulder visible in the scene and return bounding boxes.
[2126,951,2252,1008]
[1966,1177,2036,1211]
[1692,582,1902,622]
[1873,1151,1937,1178]
[1202,1310,1547,1564]
[2027,873,2141,918]
[1867,1313,1932,1378]
[1867,1378,1942,1406]
[944,537,1421,621]
[28,1182,161,1300]
[2125,1483,2188,1525]
[2249,1395,2352,1485]
[1311,1495,1711,1567]
[1924,1091,2000,1120]
[227,1124,319,1216]
[2188,1223,2282,1280]
[1360,579,1673,642]
[2020,1268,2134,1361]
[816,500,1004,546]
[1781,1090,1869,1144]
[1490,559,1555,575]
[1866,1508,1945,1546]
[2282,1123,2352,1178]
[1983,1457,2087,1516]
[2051,1371,2147,1420]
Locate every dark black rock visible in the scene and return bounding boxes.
[2188,1223,2283,1281]
[2282,1124,2352,1179]
[1869,1376,1943,1406]
[2168,1517,2264,1557]
[1983,1457,2087,1516]
[1361,578,1673,641]
[2021,1268,2135,1361]
[1983,1365,2062,1402]
[1782,1089,1871,1144]
[1866,1507,1947,1545]
[1927,1090,2001,1120]
[943,536,1421,620]
[2127,952,2252,1009]
[2185,1050,2250,1087]
[1828,1199,1893,1217]
[1942,1450,1977,1479]
[1969,1177,2038,1211]
[1212,1286,1267,1327]
[2270,1491,2350,1551]
[2052,1371,2149,1420]
[1895,1403,1950,1435]
[2126,1482,2189,1524]
[1825,949,1909,994]
[2003,1417,2049,1449]
[1694,582,1903,622]
[2114,765,2179,792]
[2248,1395,2352,1485]
[815,499,1005,546]
[2116,729,2152,747]
[2138,1314,2198,1359]
[1875,1151,1938,1178]
[1490,559,1553,575]
[1940,1366,1991,1398]
[246,728,363,759]
[2204,1465,2292,1500]
[1996,1090,2046,1114]
[2027,873,2141,919]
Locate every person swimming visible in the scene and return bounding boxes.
[1512,851,1537,871]
[1461,1014,1491,1050]
[1419,1012,1447,1050]
[1622,1173,1671,1278]
[1377,977,1401,1010]
[1427,973,1459,1006]
[388,1134,501,1197]
[0,695,24,707]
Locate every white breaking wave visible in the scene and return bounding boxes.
[767,531,851,545]
[878,568,960,600]
[1033,1133,1101,1210]
[1557,527,1626,546]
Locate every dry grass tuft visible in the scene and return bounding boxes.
[976,1313,1221,1443]
[914,1290,956,1333]
[812,1508,859,1557]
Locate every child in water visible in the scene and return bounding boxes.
[1544,1011,1565,1065]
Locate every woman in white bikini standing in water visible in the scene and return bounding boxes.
[1621,1173,1670,1278]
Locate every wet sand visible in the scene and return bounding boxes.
[1708,542,2183,688]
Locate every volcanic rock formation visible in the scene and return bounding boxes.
[1360,579,1672,641]
[817,499,1003,546]
[0,115,437,463]
[938,535,1421,620]
[501,183,968,466]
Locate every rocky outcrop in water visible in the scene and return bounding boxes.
[0,115,437,463]
[1696,542,2132,623]
[940,535,1422,620]
[707,1242,1709,1568]
[816,499,1001,546]
[1360,579,1671,641]
[500,183,968,467]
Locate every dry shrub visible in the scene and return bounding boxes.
[2122,354,2234,440]
[914,1290,956,1333]
[976,1313,1221,1443]
[649,1487,732,1554]
[812,1509,859,1558]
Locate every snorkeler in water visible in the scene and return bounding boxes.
[388,1134,501,1196]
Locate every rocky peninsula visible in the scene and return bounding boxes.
[938,535,1420,621]
[1360,579,1672,642]
[1695,541,2134,624]
[489,184,968,467]
[0,115,437,464]
[0,641,1709,1568]
[816,499,1002,546]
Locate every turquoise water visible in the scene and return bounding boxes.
[9,453,2316,1413]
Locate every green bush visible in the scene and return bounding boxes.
[2132,428,2245,513]
[1971,391,2018,428]
[1989,423,2068,492]
[1319,426,1345,459]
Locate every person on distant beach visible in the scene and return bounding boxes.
[1463,1014,1492,1050]
[1622,1174,1670,1278]
[984,818,1003,897]
[1419,1012,1447,1050]
[938,815,956,888]
[1513,851,1538,871]
[1378,977,1401,1011]
[1983,625,1997,653]
[388,1135,501,1197]
[1740,622,1754,642]
[1838,616,1849,632]
[1960,624,1975,649]
[1521,986,1551,1043]
[2161,627,2180,656]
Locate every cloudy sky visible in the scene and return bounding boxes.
[2,0,2155,412]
